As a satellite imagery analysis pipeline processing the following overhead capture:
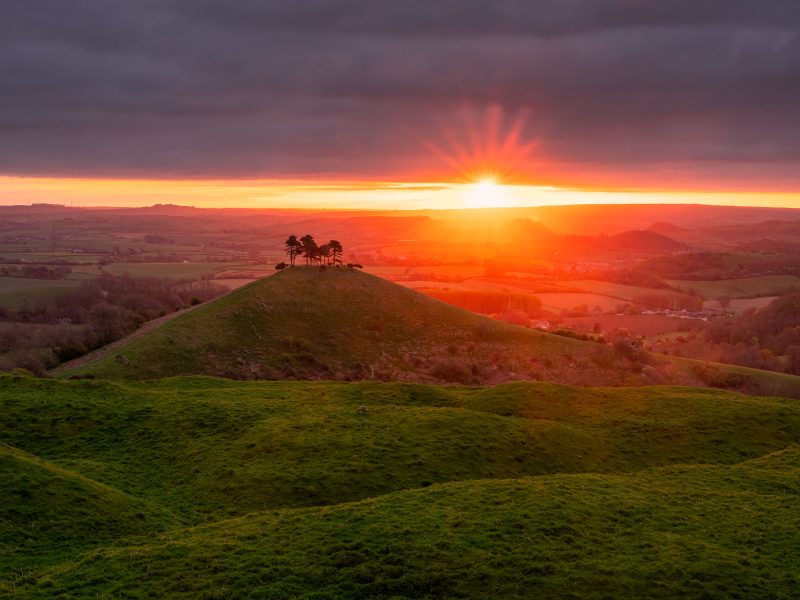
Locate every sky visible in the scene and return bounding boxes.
[1,1,799,209]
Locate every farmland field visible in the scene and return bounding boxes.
[365,265,488,279]
[0,277,78,309]
[0,252,104,263]
[534,292,625,313]
[561,314,704,336]
[563,280,691,302]
[214,277,262,290]
[102,261,255,279]
[704,296,778,313]
[668,275,800,298]
[459,277,570,293]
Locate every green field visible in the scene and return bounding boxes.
[0,252,103,263]
[668,275,800,299]
[0,277,78,309]
[102,261,256,279]
[1,375,799,597]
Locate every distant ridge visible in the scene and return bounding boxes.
[648,221,687,234]
[607,229,685,252]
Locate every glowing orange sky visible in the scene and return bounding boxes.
[3,103,798,211]
[0,175,798,210]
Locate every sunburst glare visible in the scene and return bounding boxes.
[425,104,539,184]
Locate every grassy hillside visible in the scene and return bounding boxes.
[0,444,176,572]
[1,373,799,596]
[10,453,799,598]
[57,267,800,397]
[61,267,624,385]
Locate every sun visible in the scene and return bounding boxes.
[462,176,509,208]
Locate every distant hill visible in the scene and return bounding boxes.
[702,219,800,239]
[606,229,685,252]
[648,221,687,234]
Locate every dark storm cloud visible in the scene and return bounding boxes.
[1,0,799,186]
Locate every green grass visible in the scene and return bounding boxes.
[11,454,800,599]
[1,375,798,597]
[0,444,176,572]
[667,275,800,299]
[0,277,78,309]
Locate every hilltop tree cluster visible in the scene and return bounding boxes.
[280,235,343,267]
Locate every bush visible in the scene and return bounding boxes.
[691,362,750,389]
[429,358,471,384]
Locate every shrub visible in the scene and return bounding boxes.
[429,358,471,384]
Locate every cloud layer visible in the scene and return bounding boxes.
[1,1,799,189]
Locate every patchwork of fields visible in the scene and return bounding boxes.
[0,277,78,309]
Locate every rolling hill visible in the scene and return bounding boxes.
[0,444,176,572]
[56,267,800,397]
[58,268,624,385]
[10,452,799,599]
[1,375,799,597]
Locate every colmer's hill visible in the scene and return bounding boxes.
[61,268,622,385]
[60,268,800,396]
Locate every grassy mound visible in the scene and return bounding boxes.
[58,268,637,386]
[57,267,800,397]
[7,448,799,598]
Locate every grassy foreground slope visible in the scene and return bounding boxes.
[0,445,176,572]
[7,448,800,598]
[2,373,800,596]
[3,376,800,523]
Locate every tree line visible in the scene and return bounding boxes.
[0,274,226,374]
[281,235,343,267]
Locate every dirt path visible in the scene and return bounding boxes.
[48,305,202,376]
